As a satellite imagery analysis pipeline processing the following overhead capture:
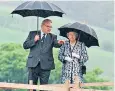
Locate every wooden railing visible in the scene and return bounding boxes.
[0,76,114,91]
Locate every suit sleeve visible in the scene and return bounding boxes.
[23,32,36,49]
[53,35,62,48]
[58,44,66,63]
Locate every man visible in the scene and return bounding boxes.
[23,19,64,91]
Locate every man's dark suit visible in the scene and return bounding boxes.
[23,31,61,89]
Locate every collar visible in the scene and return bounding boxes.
[41,30,47,38]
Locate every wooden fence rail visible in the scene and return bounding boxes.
[0,76,114,91]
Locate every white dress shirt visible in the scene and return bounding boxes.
[41,31,47,39]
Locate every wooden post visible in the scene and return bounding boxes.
[64,79,70,91]
[29,80,33,91]
[74,76,80,89]
[70,76,81,91]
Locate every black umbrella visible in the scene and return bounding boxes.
[58,22,99,47]
[11,1,65,31]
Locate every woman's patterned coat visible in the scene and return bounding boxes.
[58,41,88,83]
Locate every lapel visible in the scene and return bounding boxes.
[67,41,78,57]
[44,33,51,47]
[66,41,72,57]
[41,33,51,51]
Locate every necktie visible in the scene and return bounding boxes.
[41,33,45,46]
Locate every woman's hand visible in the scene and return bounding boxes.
[72,53,80,59]
[64,56,73,62]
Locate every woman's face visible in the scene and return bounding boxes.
[67,32,77,42]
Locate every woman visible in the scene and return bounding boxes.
[58,31,88,84]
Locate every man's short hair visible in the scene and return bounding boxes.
[42,19,52,25]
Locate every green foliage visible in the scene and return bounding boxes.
[49,48,62,84]
[84,68,113,90]
[0,43,28,83]
[84,68,106,83]
[0,43,113,91]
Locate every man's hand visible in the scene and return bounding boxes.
[58,40,65,44]
[34,35,40,42]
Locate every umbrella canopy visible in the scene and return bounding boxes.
[11,1,65,17]
[11,1,65,30]
[58,22,99,47]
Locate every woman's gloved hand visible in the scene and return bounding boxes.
[64,56,73,62]
[72,53,80,59]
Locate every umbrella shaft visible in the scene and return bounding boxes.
[37,17,39,33]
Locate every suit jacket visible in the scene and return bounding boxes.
[23,31,61,70]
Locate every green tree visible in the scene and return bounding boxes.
[0,44,112,91]
[0,43,28,83]
[49,48,62,84]
[84,68,112,90]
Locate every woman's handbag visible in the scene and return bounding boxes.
[81,65,86,75]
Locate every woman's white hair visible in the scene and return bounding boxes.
[67,31,78,39]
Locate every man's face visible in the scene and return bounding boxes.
[41,22,52,34]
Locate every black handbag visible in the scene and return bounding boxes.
[81,65,86,75]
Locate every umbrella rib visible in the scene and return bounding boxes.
[87,25,98,40]
[46,2,54,11]
[40,1,43,10]
[31,1,38,16]
[22,1,33,10]
[87,25,93,37]
[51,3,65,13]
[31,1,37,9]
